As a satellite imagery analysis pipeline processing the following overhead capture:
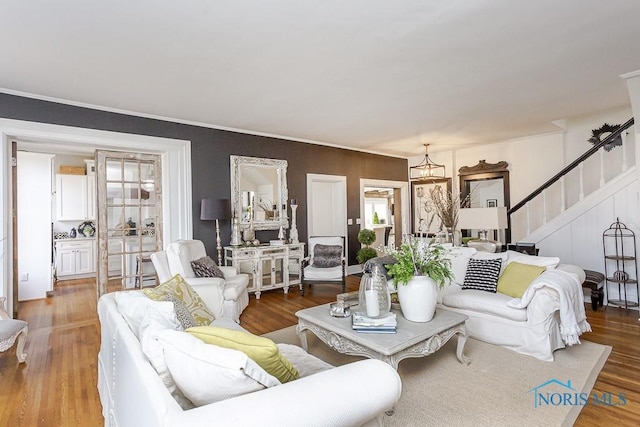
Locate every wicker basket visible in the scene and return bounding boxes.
[59,165,86,175]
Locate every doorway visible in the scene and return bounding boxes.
[306,173,348,252]
[359,178,409,251]
[1,118,192,316]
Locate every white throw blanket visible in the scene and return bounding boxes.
[507,269,591,345]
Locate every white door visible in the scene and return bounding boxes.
[306,173,348,250]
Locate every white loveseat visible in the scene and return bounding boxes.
[437,247,588,361]
[97,291,402,427]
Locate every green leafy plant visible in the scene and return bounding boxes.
[386,239,453,289]
[356,229,377,264]
[373,212,380,224]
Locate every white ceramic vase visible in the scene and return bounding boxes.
[396,275,438,322]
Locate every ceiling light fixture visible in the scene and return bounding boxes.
[410,143,446,180]
[141,165,155,192]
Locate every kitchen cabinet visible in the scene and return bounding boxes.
[55,239,95,278]
[55,174,96,221]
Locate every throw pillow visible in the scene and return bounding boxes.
[313,244,342,268]
[152,329,279,407]
[190,256,225,279]
[143,274,215,326]
[497,261,546,298]
[462,258,502,293]
[114,291,176,339]
[505,251,560,270]
[164,294,196,330]
[186,325,299,383]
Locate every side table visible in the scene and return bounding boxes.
[582,270,605,311]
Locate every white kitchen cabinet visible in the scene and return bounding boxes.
[55,170,96,221]
[55,239,95,278]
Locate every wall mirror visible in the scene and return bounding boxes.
[230,155,289,231]
[459,160,510,243]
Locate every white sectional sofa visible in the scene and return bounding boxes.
[97,290,402,427]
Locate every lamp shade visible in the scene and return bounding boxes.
[200,199,231,221]
[458,207,508,230]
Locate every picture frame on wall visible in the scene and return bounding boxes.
[486,199,497,208]
[411,178,452,235]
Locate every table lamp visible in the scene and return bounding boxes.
[458,207,508,253]
[200,198,231,265]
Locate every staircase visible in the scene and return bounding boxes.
[508,118,635,244]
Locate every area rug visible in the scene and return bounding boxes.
[264,326,611,427]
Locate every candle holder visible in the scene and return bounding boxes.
[290,204,299,244]
[358,265,391,318]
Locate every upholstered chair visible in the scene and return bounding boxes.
[150,240,249,322]
[301,236,346,296]
[0,297,28,363]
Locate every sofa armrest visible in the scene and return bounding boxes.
[187,279,226,317]
[167,359,401,427]
[526,289,560,326]
[219,266,239,278]
[556,264,586,284]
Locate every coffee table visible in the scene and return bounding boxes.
[295,304,470,370]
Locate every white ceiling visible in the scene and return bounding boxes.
[2,0,639,158]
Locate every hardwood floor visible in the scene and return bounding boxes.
[1,276,638,426]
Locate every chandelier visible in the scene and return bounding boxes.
[410,144,446,180]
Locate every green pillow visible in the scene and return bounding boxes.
[497,262,546,298]
[186,326,299,383]
[143,274,215,326]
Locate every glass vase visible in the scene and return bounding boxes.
[358,265,391,318]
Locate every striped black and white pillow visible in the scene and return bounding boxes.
[462,258,502,292]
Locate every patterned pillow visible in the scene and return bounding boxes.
[143,274,216,325]
[191,256,225,279]
[462,258,502,292]
[312,244,342,268]
[164,293,196,330]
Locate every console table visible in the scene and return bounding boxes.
[224,243,305,299]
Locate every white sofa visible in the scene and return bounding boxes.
[437,247,588,361]
[97,291,402,427]
[151,240,250,322]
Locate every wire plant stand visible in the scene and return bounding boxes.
[602,218,639,310]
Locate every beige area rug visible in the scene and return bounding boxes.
[264,327,611,427]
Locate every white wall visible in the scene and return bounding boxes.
[17,151,54,300]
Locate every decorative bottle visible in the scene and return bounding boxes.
[358,265,391,318]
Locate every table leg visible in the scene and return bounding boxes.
[456,328,471,366]
[296,324,308,351]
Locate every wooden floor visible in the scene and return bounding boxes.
[1,276,639,426]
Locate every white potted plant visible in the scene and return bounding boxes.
[386,238,453,322]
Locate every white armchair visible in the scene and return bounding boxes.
[301,236,346,296]
[150,240,249,323]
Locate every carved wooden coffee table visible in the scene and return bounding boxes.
[295,304,470,370]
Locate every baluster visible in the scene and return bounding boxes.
[542,189,548,224]
[579,162,585,200]
[525,202,531,236]
[560,176,566,212]
[621,131,629,171]
[599,149,605,188]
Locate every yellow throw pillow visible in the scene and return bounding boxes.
[497,262,546,298]
[186,326,299,383]
[143,274,215,326]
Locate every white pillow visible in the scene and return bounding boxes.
[471,251,509,275]
[446,246,477,286]
[506,250,560,270]
[138,301,192,409]
[115,291,175,338]
[153,329,280,407]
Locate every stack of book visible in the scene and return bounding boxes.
[351,311,397,333]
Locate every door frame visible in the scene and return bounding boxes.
[359,178,409,243]
[306,173,348,257]
[0,118,192,315]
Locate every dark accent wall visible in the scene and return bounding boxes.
[0,93,408,264]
